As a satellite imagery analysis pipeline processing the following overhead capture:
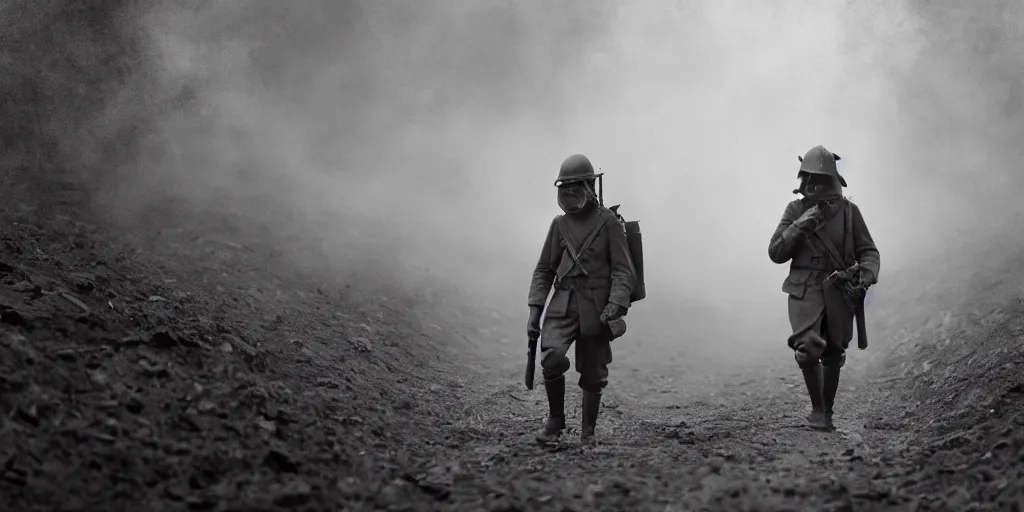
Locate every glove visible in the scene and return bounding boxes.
[607,318,627,340]
[527,306,543,339]
[856,268,876,288]
[792,204,824,233]
[600,303,626,323]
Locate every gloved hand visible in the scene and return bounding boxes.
[527,306,543,339]
[600,303,626,323]
[856,268,876,288]
[607,318,627,340]
[793,204,825,233]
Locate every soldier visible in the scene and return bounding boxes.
[527,153,636,448]
[768,145,880,431]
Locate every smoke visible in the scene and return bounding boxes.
[4,0,1023,371]
[853,0,1024,328]
[103,0,623,293]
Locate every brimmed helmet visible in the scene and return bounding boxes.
[554,154,604,187]
[797,145,847,187]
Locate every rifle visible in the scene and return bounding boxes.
[525,333,538,390]
[824,261,870,350]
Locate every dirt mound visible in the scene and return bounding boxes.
[0,171,515,511]
[857,252,1024,510]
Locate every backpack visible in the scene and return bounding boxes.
[608,204,646,303]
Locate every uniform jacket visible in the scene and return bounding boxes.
[768,197,881,345]
[529,205,635,340]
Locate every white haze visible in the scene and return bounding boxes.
[59,0,1024,366]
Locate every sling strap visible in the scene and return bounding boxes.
[555,214,610,282]
[844,200,854,263]
[809,199,851,273]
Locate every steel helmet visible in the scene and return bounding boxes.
[554,154,603,187]
[797,145,847,187]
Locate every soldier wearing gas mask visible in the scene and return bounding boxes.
[527,154,635,448]
[768,145,880,431]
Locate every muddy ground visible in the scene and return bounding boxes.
[1,168,1023,512]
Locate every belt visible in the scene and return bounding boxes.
[555,275,611,291]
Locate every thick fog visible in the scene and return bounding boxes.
[4,0,1022,365]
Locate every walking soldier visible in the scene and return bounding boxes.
[527,154,636,448]
[768,145,881,431]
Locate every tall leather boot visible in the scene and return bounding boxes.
[801,364,831,431]
[823,366,841,428]
[535,376,566,448]
[580,391,601,447]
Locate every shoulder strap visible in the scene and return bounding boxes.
[810,234,846,273]
[558,214,611,255]
[556,214,611,279]
[809,201,850,271]
[579,216,611,255]
[844,200,854,263]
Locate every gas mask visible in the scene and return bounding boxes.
[557,180,595,215]
[798,173,841,202]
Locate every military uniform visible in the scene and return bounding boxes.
[527,154,635,447]
[768,145,880,430]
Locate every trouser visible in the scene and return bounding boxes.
[789,303,847,369]
[540,295,612,393]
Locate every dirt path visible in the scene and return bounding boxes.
[363,339,1023,511]
[367,350,905,511]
